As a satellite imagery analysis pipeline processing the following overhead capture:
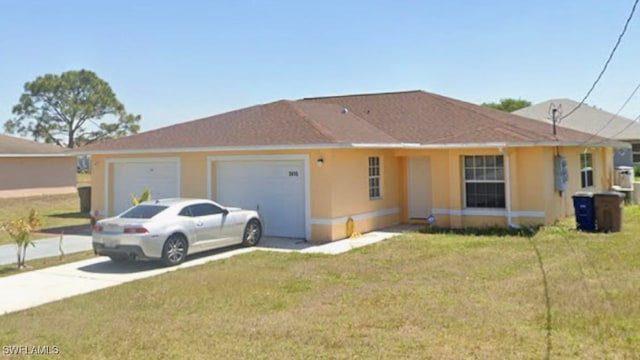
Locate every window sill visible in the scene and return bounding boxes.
[464,207,506,210]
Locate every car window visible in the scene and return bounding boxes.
[189,203,225,217]
[120,205,168,219]
[178,206,193,217]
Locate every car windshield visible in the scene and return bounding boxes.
[119,205,168,219]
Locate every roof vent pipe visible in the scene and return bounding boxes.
[341,108,348,114]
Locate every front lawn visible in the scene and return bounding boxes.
[0,208,638,359]
[0,194,89,245]
[76,172,91,187]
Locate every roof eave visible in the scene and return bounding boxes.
[0,153,75,158]
[72,139,628,156]
[400,140,629,149]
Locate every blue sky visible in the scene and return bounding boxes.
[1,1,639,132]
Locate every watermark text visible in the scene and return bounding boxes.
[3,345,60,356]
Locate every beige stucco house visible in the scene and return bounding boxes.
[0,133,76,197]
[79,90,625,242]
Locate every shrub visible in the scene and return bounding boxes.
[419,224,540,237]
[1,209,42,269]
[131,188,151,205]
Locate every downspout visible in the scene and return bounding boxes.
[504,149,520,229]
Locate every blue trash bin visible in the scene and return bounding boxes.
[572,192,595,231]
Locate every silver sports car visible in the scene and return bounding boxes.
[92,198,262,266]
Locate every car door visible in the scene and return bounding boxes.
[177,205,205,252]
[188,202,232,251]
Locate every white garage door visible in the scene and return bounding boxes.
[112,161,179,215]
[216,160,305,238]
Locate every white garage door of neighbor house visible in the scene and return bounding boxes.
[112,161,179,215]
[216,160,305,238]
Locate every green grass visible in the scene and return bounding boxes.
[76,172,91,186]
[1,208,639,359]
[1,172,93,245]
[0,194,90,245]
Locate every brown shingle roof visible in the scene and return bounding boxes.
[305,91,604,145]
[0,133,68,155]
[80,90,622,153]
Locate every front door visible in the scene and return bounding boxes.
[407,156,432,219]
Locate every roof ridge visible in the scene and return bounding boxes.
[434,94,564,140]
[303,89,422,101]
[296,99,402,143]
[544,98,578,104]
[286,101,338,142]
[300,96,404,142]
[503,104,610,141]
[524,98,636,122]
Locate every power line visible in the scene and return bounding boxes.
[593,111,640,146]
[560,0,639,123]
[579,80,640,145]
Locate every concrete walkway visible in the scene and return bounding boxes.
[0,225,420,316]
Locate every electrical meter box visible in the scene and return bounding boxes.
[554,155,568,192]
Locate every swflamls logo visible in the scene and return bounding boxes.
[3,345,60,355]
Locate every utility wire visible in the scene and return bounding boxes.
[560,0,639,123]
[592,111,640,145]
[579,80,640,145]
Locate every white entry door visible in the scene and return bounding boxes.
[407,156,432,219]
[216,160,305,238]
[112,160,179,215]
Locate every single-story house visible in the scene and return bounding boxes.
[79,90,626,242]
[0,133,76,197]
[514,98,640,166]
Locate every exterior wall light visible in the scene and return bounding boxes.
[316,158,324,167]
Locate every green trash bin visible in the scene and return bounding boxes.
[594,191,624,233]
[77,186,92,213]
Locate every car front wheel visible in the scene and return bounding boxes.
[162,234,187,266]
[242,219,262,246]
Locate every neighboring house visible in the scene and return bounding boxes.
[79,90,625,242]
[514,99,640,166]
[0,133,76,196]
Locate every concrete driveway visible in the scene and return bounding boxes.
[0,225,420,315]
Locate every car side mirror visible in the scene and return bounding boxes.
[222,208,229,216]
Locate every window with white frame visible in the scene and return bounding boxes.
[580,153,594,188]
[368,156,381,199]
[463,155,505,208]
